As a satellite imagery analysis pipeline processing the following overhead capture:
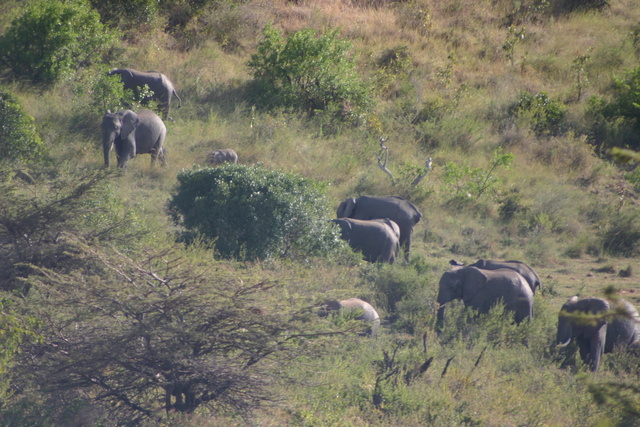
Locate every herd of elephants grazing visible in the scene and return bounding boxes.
[101,68,640,373]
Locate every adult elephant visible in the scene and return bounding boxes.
[436,266,534,329]
[206,148,238,165]
[108,68,182,120]
[556,296,640,372]
[332,218,400,263]
[337,196,421,262]
[101,109,166,168]
[320,298,381,337]
[469,259,541,294]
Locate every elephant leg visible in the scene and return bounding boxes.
[577,339,593,370]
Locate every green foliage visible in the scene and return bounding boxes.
[442,148,514,201]
[247,25,373,121]
[89,0,159,29]
[0,89,46,164]
[508,90,567,136]
[0,0,119,84]
[601,210,640,257]
[168,164,342,261]
[502,26,526,67]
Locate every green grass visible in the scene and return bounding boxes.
[2,0,640,424]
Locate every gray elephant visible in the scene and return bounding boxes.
[206,148,238,165]
[108,68,182,120]
[332,218,400,263]
[469,259,541,294]
[337,196,421,261]
[436,266,534,328]
[320,298,381,337]
[556,296,640,372]
[101,109,167,168]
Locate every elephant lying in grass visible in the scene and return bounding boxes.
[206,148,238,165]
[332,218,400,263]
[320,298,381,337]
[556,296,640,372]
[101,109,167,169]
[436,266,534,329]
[469,259,541,294]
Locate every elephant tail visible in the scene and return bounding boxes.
[173,89,182,108]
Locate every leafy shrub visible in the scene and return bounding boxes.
[89,0,159,29]
[168,164,342,261]
[0,89,46,164]
[0,0,119,84]
[247,25,373,121]
[508,91,567,136]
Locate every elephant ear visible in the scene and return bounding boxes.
[120,110,139,138]
[461,267,488,304]
[339,197,357,217]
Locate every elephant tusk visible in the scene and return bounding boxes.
[556,339,571,348]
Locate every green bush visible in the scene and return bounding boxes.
[0,89,45,164]
[89,0,159,29]
[0,0,119,84]
[168,164,342,261]
[508,91,567,136]
[247,25,373,121]
[601,210,640,257]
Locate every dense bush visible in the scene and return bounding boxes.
[0,0,119,84]
[247,25,373,121]
[0,89,45,164]
[168,164,343,261]
[508,91,567,136]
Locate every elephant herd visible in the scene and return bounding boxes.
[102,68,638,373]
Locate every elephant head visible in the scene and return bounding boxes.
[206,148,238,165]
[319,298,381,337]
[556,296,640,372]
[101,109,167,169]
[336,196,421,262]
[436,266,534,329]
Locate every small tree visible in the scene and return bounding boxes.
[247,25,373,119]
[0,0,119,84]
[168,164,342,261]
[0,89,46,164]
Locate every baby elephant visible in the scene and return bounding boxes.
[556,296,640,372]
[206,149,238,165]
[332,218,400,263]
[320,298,381,337]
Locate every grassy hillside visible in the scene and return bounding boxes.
[1,0,640,425]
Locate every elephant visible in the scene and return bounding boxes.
[556,296,640,372]
[436,266,534,329]
[320,298,381,337]
[331,218,400,263]
[101,109,167,169]
[468,259,541,294]
[108,68,182,120]
[206,148,238,165]
[337,196,422,262]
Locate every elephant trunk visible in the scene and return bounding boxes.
[436,304,446,330]
[556,318,573,347]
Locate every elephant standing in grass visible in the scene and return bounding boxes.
[436,266,534,329]
[320,298,381,337]
[556,296,640,372]
[332,218,400,263]
[101,109,166,168]
[469,259,541,294]
[206,149,238,165]
[108,68,182,120]
[337,196,421,262]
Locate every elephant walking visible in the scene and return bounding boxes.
[332,218,400,263]
[108,68,182,120]
[101,109,167,168]
[337,196,421,262]
[320,298,381,337]
[556,296,640,372]
[436,266,534,329]
[206,148,238,165]
[468,259,541,294]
